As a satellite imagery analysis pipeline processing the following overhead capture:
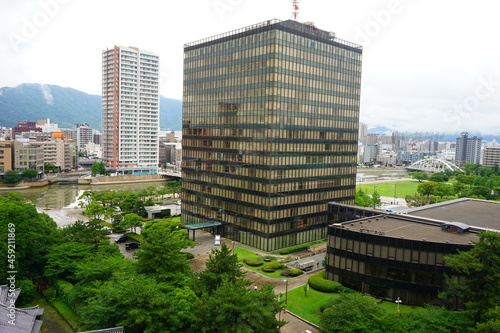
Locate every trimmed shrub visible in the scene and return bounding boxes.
[262,266,276,272]
[244,259,264,267]
[287,268,303,277]
[277,240,326,255]
[308,272,345,293]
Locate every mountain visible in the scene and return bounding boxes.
[0,83,182,131]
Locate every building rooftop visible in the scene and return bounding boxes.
[403,198,500,232]
[185,19,362,51]
[337,215,479,244]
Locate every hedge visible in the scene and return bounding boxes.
[277,239,326,255]
[287,268,303,277]
[308,272,351,293]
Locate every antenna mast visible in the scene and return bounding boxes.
[292,0,300,20]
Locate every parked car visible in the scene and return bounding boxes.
[125,242,140,250]
[98,226,112,234]
[114,235,128,243]
[175,200,181,205]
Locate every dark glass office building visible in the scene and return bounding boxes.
[182,19,362,251]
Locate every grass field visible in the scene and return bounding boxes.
[357,180,420,198]
[285,285,416,326]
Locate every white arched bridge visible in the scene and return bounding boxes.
[406,159,463,173]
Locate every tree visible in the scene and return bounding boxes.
[44,163,58,173]
[121,213,143,233]
[429,172,449,183]
[194,280,285,333]
[80,272,200,333]
[44,242,95,282]
[0,196,59,285]
[118,191,146,217]
[432,183,455,198]
[417,181,439,198]
[135,228,194,284]
[2,170,22,184]
[197,242,245,294]
[354,189,372,207]
[409,171,428,182]
[320,293,385,333]
[164,180,182,199]
[91,161,106,176]
[442,231,500,324]
[22,168,39,180]
[371,190,381,209]
[405,194,429,207]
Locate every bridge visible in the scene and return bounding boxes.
[406,159,463,173]
[158,169,182,179]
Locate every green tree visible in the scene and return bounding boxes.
[2,170,22,184]
[442,231,500,324]
[429,172,449,183]
[405,194,429,207]
[0,196,59,285]
[118,191,146,217]
[197,242,245,294]
[91,161,106,176]
[409,171,428,182]
[432,183,455,198]
[82,202,114,221]
[194,280,284,333]
[135,228,194,284]
[371,190,382,209]
[164,180,182,199]
[22,168,39,180]
[59,220,110,245]
[320,293,385,333]
[45,242,95,282]
[121,213,143,233]
[354,188,372,207]
[141,219,184,239]
[417,181,439,198]
[80,272,200,333]
[44,163,58,173]
[475,306,500,333]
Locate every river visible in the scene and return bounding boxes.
[2,180,169,226]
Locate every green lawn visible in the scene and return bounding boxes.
[234,247,291,278]
[26,292,79,333]
[357,180,420,198]
[285,286,416,326]
[285,285,338,325]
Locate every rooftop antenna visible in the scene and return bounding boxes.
[292,0,300,20]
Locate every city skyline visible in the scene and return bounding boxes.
[1,0,500,135]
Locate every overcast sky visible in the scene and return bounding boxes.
[1,0,500,135]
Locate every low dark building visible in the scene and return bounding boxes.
[326,198,500,308]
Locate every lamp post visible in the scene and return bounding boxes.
[395,297,402,312]
[393,184,397,205]
[283,279,288,305]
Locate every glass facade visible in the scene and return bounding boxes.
[182,20,362,251]
[326,226,471,308]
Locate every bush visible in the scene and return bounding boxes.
[287,268,303,277]
[277,240,326,255]
[244,259,263,267]
[308,272,345,293]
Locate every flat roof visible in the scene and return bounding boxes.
[182,222,223,230]
[404,198,500,231]
[336,215,479,244]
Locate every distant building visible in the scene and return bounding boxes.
[0,141,13,172]
[482,147,500,168]
[12,121,41,139]
[182,19,362,251]
[326,198,500,308]
[101,46,160,174]
[12,141,44,172]
[74,123,94,150]
[455,132,481,165]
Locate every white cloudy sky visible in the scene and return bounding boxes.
[1,0,500,135]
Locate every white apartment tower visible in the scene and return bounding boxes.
[102,46,160,174]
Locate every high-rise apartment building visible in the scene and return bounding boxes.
[482,147,500,168]
[102,46,160,174]
[455,132,482,165]
[182,19,362,251]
